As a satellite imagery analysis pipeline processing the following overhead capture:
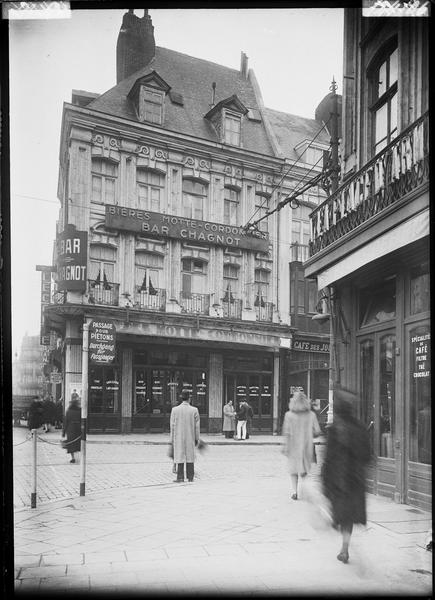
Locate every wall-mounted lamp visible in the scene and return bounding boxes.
[288,198,300,210]
[312,295,330,322]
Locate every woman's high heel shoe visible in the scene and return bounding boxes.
[337,551,349,564]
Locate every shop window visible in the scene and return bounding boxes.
[379,334,396,458]
[409,326,431,464]
[254,193,270,233]
[360,339,375,455]
[92,158,117,204]
[223,187,240,225]
[369,42,398,156]
[359,279,396,327]
[410,267,430,315]
[137,169,164,212]
[89,366,120,414]
[182,179,207,220]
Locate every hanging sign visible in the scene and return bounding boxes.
[89,319,116,364]
[291,336,330,353]
[56,224,88,292]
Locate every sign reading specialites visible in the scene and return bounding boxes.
[89,320,116,364]
[105,205,269,252]
[56,224,88,292]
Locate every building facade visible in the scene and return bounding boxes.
[44,9,330,435]
[12,334,45,398]
[304,10,430,509]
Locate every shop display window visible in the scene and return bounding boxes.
[379,335,395,458]
[409,326,431,464]
[410,268,430,315]
[89,366,120,414]
[359,279,396,327]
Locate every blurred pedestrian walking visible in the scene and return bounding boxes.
[27,396,44,431]
[321,387,371,564]
[223,399,236,438]
[61,395,81,464]
[281,390,320,500]
[42,395,56,432]
[236,400,248,440]
[170,389,200,482]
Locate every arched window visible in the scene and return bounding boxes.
[137,169,164,212]
[182,179,207,220]
[223,187,240,225]
[92,158,118,204]
[369,42,398,156]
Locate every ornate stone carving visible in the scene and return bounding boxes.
[109,137,121,149]
[155,149,168,160]
[92,134,104,145]
[184,156,195,167]
[199,159,210,170]
[136,144,150,155]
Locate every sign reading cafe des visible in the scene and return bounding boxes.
[105,205,269,252]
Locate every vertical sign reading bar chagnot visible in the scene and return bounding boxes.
[89,320,116,364]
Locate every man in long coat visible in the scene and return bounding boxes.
[170,389,200,482]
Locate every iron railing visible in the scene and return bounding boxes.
[134,286,166,311]
[180,293,210,315]
[309,112,429,256]
[222,297,243,319]
[255,301,274,322]
[87,281,120,306]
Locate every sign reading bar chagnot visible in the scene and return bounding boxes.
[89,320,116,364]
[105,205,269,252]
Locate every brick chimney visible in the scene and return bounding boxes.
[116,9,156,84]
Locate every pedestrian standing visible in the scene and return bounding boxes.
[321,387,371,564]
[281,390,320,500]
[170,389,200,482]
[27,396,44,431]
[223,400,236,438]
[244,400,254,439]
[62,396,81,464]
[236,400,248,440]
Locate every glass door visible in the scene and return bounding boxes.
[224,373,273,432]
[358,329,396,497]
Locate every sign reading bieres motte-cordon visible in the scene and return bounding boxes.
[105,205,269,252]
[56,224,88,292]
[89,320,116,364]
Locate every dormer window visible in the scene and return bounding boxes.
[127,70,171,125]
[224,112,241,145]
[204,94,248,147]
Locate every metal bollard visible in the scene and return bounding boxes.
[31,429,37,508]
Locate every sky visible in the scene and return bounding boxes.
[8,4,344,356]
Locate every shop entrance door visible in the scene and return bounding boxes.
[358,329,398,498]
[224,373,273,432]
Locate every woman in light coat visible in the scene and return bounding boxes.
[282,391,320,499]
[222,400,236,438]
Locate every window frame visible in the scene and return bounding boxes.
[136,168,165,212]
[223,110,242,146]
[223,186,240,225]
[142,87,165,125]
[182,178,208,220]
[91,158,118,205]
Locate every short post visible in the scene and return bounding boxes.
[80,321,89,496]
[31,429,37,508]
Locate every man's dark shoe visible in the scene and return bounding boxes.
[188,479,194,482]
[174,479,184,483]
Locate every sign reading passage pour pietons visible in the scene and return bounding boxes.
[89,320,116,364]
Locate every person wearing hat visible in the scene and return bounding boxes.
[170,389,200,482]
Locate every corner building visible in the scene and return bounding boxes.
[46,10,329,435]
[305,10,430,509]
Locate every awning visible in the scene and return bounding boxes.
[317,209,429,290]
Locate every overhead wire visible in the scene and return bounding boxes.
[243,116,332,228]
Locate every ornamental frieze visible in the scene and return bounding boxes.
[91,133,122,150]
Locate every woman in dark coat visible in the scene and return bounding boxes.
[321,387,371,564]
[62,397,81,463]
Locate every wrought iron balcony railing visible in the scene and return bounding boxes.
[309,112,429,257]
[255,301,274,322]
[290,243,310,263]
[221,297,243,319]
[180,292,210,315]
[87,281,120,306]
[134,286,166,311]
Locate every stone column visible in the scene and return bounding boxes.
[121,347,133,433]
[208,353,223,433]
[272,352,280,434]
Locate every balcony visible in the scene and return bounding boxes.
[255,301,274,322]
[309,112,429,257]
[222,297,243,319]
[290,243,310,263]
[87,281,120,306]
[134,286,166,311]
[180,293,210,315]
